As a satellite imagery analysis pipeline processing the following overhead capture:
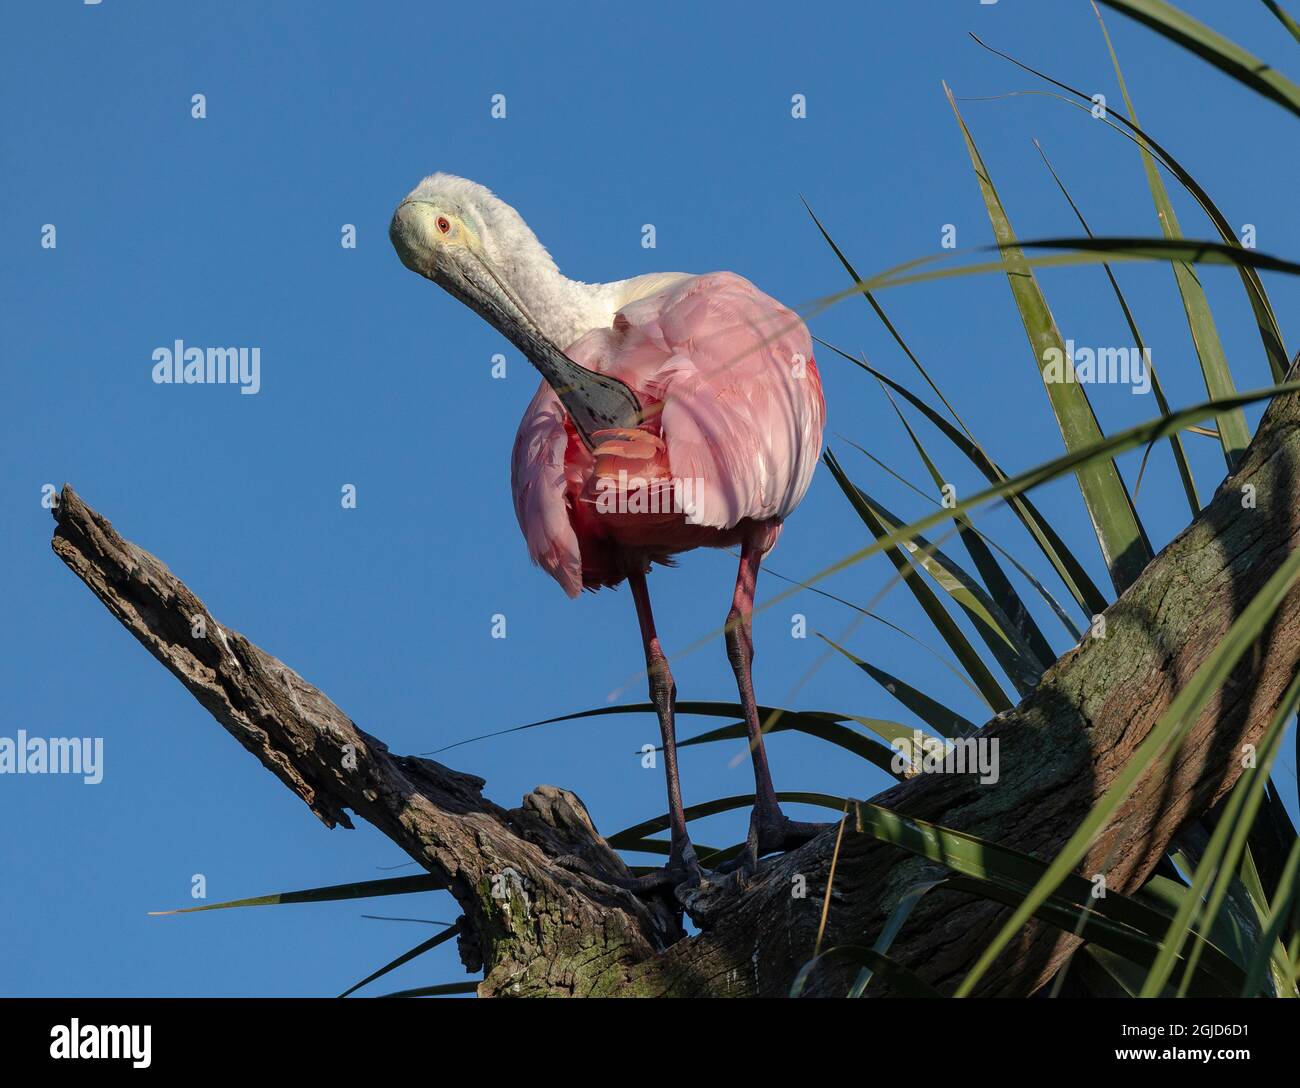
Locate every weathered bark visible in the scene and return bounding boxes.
[49,382,1300,997]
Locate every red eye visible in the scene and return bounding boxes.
[436,216,451,234]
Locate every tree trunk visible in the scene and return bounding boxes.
[48,382,1300,996]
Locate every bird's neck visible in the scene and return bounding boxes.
[497,265,700,356]
[497,258,617,353]
[488,223,691,353]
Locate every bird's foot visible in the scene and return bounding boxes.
[620,843,703,895]
[713,805,835,879]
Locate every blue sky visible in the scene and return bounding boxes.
[2,0,1298,997]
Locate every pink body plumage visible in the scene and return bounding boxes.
[511,271,825,597]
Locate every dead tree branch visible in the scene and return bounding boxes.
[49,381,1300,995]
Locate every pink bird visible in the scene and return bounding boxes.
[391,174,826,888]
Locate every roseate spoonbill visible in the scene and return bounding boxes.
[390,174,826,888]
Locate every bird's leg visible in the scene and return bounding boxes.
[623,571,700,891]
[719,535,828,875]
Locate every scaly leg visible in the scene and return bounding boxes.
[719,533,827,875]
[621,571,700,890]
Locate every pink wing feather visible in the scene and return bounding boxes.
[510,388,586,596]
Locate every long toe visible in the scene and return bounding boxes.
[608,841,702,896]
[779,818,834,851]
[755,813,836,857]
[707,808,834,878]
[710,839,758,879]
